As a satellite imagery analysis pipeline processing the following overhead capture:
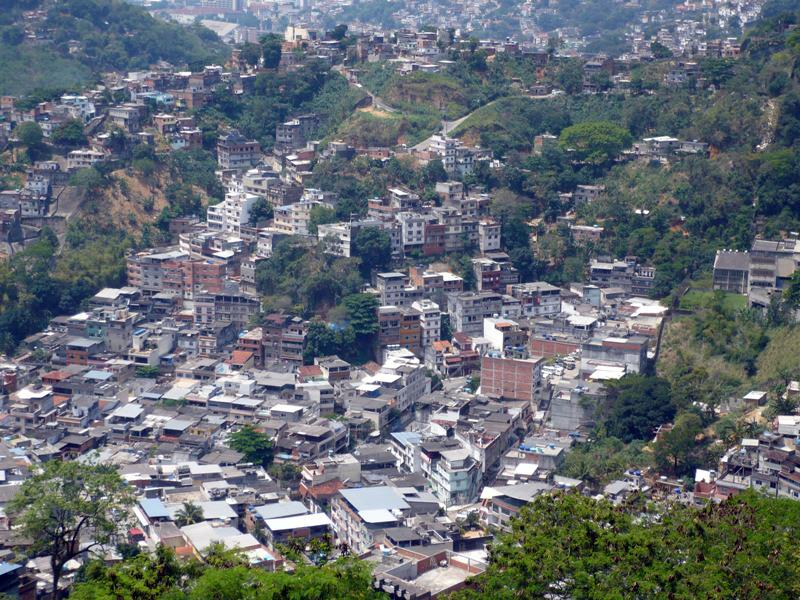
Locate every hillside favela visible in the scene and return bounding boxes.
[1,0,800,597]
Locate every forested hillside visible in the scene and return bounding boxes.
[0,0,228,95]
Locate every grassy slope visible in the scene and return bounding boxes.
[452,95,540,147]
[0,45,92,95]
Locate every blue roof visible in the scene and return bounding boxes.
[254,501,308,521]
[340,486,409,513]
[139,498,169,519]
[0,562,21,577]
[84,370,113,381]
[390,431,422,445]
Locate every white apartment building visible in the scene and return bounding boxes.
[207,187,259,234]
[66,149,105,171]
[397,212,427,251]
[318,222,353,256]
[411,299,441,348]
[59,95,96,122]
[273,199,330,236]
[478,218,502,253]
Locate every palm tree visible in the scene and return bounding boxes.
[174,501,203,527]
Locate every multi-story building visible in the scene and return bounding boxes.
[261,313,307,365]
[274,199,331,236]
[194,288,261,328]
[59,94,96,122]
[377,305,401,349]
[126,248,189,296]
[376,272,411,306]
[66,149,105,171]
[748,239,800,291]
[589,258,657,297]
[409,267,464,306]
[428,134,475,177]
[480,355,543,403]
[712,250,750,294]
[429,447,482,506]
[483,318,529,356]
[573,185,605,206]
[411,299,440,349]
[398,307,423,357]
[330,487,411,555]
[206,186,260,234]
[182,259,228,299]
[388,187,420,211]
[108,104,142,132]
[507,282,562,318]
[435,181,464,205]
[447,291,504,337]
[242,170,303,207]
[579,335,649,380]
[217,130,261,170]
[274,114,319,152]
[397,212,429,252]
[478,218,502,253]
[472,255,519,293]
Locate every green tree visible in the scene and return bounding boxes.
[422,159,448,185]
[603,374,675,443]
[174,501,204,528]
[15,121,43,148]
[135,365,160,378]
[343,293,379,337]
[654,412,703,475]
[239,42,262,67]
[783,269,800,308]
[69,167,105,192]
[352,226,392,278]
[330,24,348,41]
[260,34,283,69]
[227,425,273,466]
[70,545,190,600]
[248,198,273,226]
[308,205,337,235]
[51,119,87,147]
[559,121,632,165]
[268,462,300,485]
[303,319,340,364]
[0,26,24,46]
[9,460,134,600]
[559,436,650,489]
[650,41,673,58]
[555,58,584,94]
[451,491,800,600]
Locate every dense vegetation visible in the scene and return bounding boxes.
[73,547,382,600]
[39,487,800,600]
[453,491,800,599]
[0,222,131,354]
[197,62,367,149]
[0,0,228,95]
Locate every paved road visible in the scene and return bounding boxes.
[334,64,397,114]
[335,64,560,151]
[411,113,473,151]
[411,92,561,151]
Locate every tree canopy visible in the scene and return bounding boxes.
[71,549,383,600]
[452,490,800,600]
[559,120,633,165]
[603,374,675,443]
[9,460,134,600]
[227,425,273,467]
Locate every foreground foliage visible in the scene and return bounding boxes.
[71,547,383,600]
[9,461,134,600]
[453,491,800,600]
